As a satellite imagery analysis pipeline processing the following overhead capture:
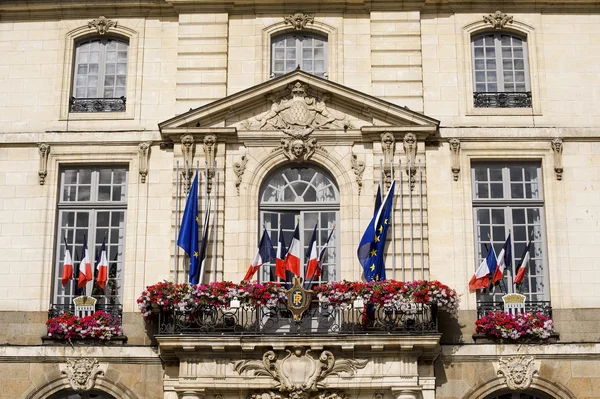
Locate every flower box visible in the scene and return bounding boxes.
[45,310,124,342]
[475,311,557,342]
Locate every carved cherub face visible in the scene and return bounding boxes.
[291,140,305,157]
[382,133,394,146]
[204,135,216,146]
[73,364,90,385]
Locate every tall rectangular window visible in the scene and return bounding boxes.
[54,166,128,307]
[472,163,547,302]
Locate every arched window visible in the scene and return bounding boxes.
[485,391,553,399]
[71,37,129,112]
[471,32,531,108]
[260,165,339,285]
[271,33,327,78]
[49,391,117,399]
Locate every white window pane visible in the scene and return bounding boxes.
[474,59,485,70]
[503,60,513,70]
[487,72,497,82]
[76,75,87,86]
[484,35,494,45]
[77,65,88,75]
[106,40,117,50]
[314,48,324,59]
[75,88,86,97]
[104,88,114,97]
[476,83,486,92]
[474,47,484,57]
[503,72,514,83]
[485,47,495,57]
[88,75,98,87]
[116,76,126,86]
[118,51,127,62]
[87,88,97,97]
[106,64,116,74]
[302,60,312,70]
[274,48,284,59]
[79,52,89,63]
[106,51,117,62]
[501,35,511,46]
[115,87,126,97]
[302,48,312,59]
[514,48,524,58]
[314,60,324,71]
[104,76,115,87]
[488,83,497,91]
[473,37,484,46]
[89,64,99,74]
[515,72,525,82]
[273,60,284,71]
[89,52,99,63]
[502,47,512,58]
[285,48,296,59]
[286,60,296,70]
[514,59,524,70]
[486,59,496,70]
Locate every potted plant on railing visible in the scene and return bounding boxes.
[45,310,123,344]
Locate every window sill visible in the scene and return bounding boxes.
[466,107,542,117]
[41,335,128,345]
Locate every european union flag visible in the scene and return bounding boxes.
[177,173,199,284]
[357,181,395,282]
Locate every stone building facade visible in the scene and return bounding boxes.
[0,1,599,398]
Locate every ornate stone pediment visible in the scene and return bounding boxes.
[234,347,368,394]
[497,355,538,391]
[60,358,106,391]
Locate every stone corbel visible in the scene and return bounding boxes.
[180,134,195,192]
[403,133,417,190]
[350,152,365,195]
[483,11,513,29]
[203,134,217,194]
[88,16,117,35]
[449,138,460,181]
[37,143,50,185]
[380,132,395,189]
[233,153,248,195]
[284,13,315,30]
[138,141,152,184]
[551,138,563,180]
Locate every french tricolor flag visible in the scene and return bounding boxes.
[243,229,275,281]
[275,226,288,280]
[61,244,73,288]
[77,239,93,289]
[285,225,301,277]
[96,239,108,290]
[514,240,532,284]
[305,224,319,280]
[492,234,511,284]
[469,244,497,291]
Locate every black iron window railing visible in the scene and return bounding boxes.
[156,302,438,336]
[476,301,552,319]
[69,96,126,112]
[48,302,123,320]
[474,92,532,108]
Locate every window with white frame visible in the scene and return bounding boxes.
[472,163,547,302]
[471,32,532,108]
[70,37,128,112]
[271,33,327,78]
[54,166,127,306]
[260,166,338,285]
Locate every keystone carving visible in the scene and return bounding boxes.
[403,133,417,190]
[497,356,538,391]
[380,133,396,189]
[88,16,117,35]
[284,13,315,30]
[37,143,50,185]
[448,138,460,181]
[60,358,106,391]
[203,134,217,194]
[483,11,514,29]
[257,81,347,132]
[233,154,248,195]
[180,134,195,193]
[350,152,365,195]
[248,389,347,399]
[234,348,367,395]
[138,141,152,183]
[551,138,563,181]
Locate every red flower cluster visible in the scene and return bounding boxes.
[46,310,122,341]
[476,311,555,340]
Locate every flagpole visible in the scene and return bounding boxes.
[212,165,218,282]
[399,159,404,282]
[174,161,180,283]
[409,158,414,281]
[391,158,396,280]
[419,160,424,281]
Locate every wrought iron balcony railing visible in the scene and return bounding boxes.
[69,96,126,112]
[48,302,123,320]
[474,92,532,108]
[476,301,552,319]
[156,302,438,336]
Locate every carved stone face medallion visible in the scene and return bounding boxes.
[60,358,105,391]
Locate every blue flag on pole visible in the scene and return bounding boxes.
[177,173,199,284]
[357,181,395,282]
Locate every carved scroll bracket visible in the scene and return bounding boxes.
[497,355,538,391]
[233,152,248,195]
[380,132,395,189]
[551,138,563,181]
[37,143,50,185]
[138,141,152,184]
[350,152,365,195]
[60,358,107,392]
[88,16,117,35]
[284,13,315,30]
[403,133,417,190]
[180,134,195,193]
[483,11,513,29]
[203,134,217,194]
[449,138,460,181]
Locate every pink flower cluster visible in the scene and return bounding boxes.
[46,311,123,341]
[312,280,460,315]
[476,311,555,340]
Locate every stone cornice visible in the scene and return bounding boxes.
[440,343,600,363]
[0,345,161,364]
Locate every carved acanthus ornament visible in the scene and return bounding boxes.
[248,390,347,399]
[60,358,106,391]
[350,152,365,195]
[497,356,538,391]
[483,11,514,29]
[380,133,396,189]
[203,134,217,194]
[88,16,117,35]
[138,141,152,183]
[448,138,460,181]
[551,138,563,180]
[233,153,248,194]
[180,134,195,193]
[403,133,417,190]
[37,143,50,185]
[234,348,367,397]
[284,13,315,30]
